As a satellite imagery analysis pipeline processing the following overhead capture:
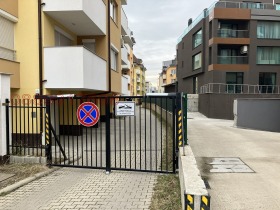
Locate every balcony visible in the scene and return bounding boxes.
[44,46,107,91]
[123,75,130,84]
[43,0,106,35]
[162,74,167,79]
[217,56,248,64]
[121,47,129,65]
[121,76,129,96]
[121,8,129,36]
[217,29,249,38]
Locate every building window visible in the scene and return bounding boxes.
[276,4,280,10]
[192,53,202,70]
[209,47,212,65]
[259,72,276,93]
[171,79,176,83]
[82,39,95,53]
[226,72,243,93]
[193,29,202,48]
[110,0,117,23]
[55,28,73,46]
[111,48,118,71]
[171,69,176,75]
[257,47,280,64]
[0,15,15,61]
[257,21,280,39]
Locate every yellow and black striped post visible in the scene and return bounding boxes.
[185,194,194,210]
[201,195,211,210]
[45,99,52,165]
[178,109,183,147]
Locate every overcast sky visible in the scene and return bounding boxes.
[124,0,214,86]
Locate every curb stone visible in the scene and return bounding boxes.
[0,167,60,196]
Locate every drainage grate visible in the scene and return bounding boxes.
[208,157,254,173]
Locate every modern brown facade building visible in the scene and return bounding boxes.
[177,0,280,94]
[177,0,280,119]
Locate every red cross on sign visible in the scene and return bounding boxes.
[77,102,100,127]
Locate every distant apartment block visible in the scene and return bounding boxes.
[132,55,146,96]
[158,59,177,93]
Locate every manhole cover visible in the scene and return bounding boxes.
[208,157,254,173]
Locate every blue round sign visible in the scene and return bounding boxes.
[77,102,100,127]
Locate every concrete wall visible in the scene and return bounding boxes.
[188,94,199,112]
[179,147,208,210]
[234,98,280,132]
[0,73,11,163]
[199,93,280,120]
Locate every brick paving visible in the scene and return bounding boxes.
[0,168,157,210]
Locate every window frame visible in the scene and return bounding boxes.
[193,29,202,49]
[192,52,202,70]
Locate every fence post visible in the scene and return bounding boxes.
[45,98,52,166]
[182,93,188,146]
[105,97,111,174]
[5,99,10,156]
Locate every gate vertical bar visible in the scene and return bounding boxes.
[172,96,176,173]
[5,99,10,156]
[45,98,52,166]
[105,97,111,173]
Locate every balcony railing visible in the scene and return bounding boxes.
[217,29,249,38]
[214,1,276,10]
[200,83,280,94]
[177,1,279,43]
[217,56,248,64]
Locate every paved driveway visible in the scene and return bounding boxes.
[188,112,280,210]
[0,168,156,210]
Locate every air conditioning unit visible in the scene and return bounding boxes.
[240,45,248,54]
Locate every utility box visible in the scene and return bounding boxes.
[234,98,280,132]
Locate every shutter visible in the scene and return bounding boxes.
[0,15,14,60]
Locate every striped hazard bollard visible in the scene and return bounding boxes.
[185,194,194,210]
[201,195,211,210]
[178,109,183,147]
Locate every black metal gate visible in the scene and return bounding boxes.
[6,94,181,173]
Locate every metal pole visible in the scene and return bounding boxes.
[5,99,10,156]
[105,97,111,174]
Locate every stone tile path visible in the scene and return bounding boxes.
[0,168,157,210]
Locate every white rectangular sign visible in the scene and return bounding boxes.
[115,101,135,116]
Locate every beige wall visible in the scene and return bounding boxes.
[0,59,20,88]
[0,0,18,17]
[12,0,39,97]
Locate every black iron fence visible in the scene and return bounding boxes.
[5,94,181,174]
[6,99,46,156]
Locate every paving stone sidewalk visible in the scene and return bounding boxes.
[0,168,157,210]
